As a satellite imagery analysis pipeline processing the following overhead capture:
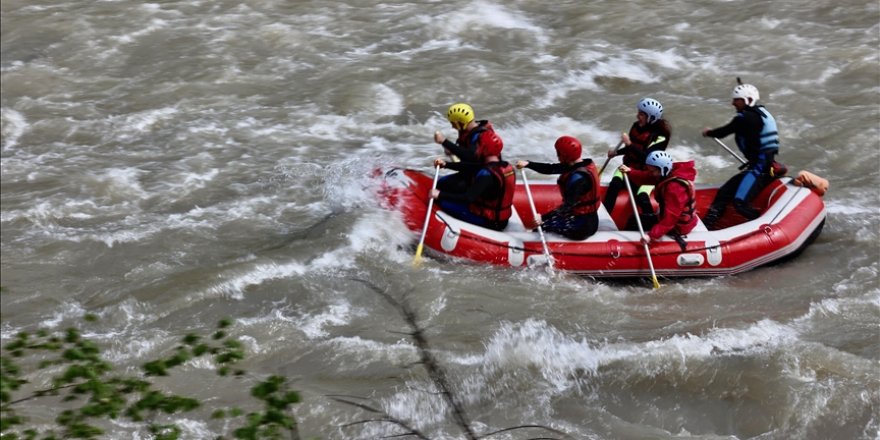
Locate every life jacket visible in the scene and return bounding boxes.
[755,106,779,152]
[623,122,669,168]
[469,161,515,222]
[557,161,600,215]
[655,176,696,229]
[735,106,779,159]
[455,120,492,162]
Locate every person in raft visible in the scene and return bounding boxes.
[701,82,782,227]
[430,130,515,231]
[433,103,501,193]
[603,98,671,217]
[515,136,600,240]
[618,151,698,247]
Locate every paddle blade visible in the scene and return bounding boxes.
[651,276,661,289]
[412,244,424,267]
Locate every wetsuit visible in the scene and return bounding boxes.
[525,159,600,240]
[704,105,779,226]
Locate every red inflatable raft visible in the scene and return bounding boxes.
[379,168,826,278]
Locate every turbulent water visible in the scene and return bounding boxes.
[2,0,879,438]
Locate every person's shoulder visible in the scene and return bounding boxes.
[653,120,671,134]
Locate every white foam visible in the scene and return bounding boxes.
[631,48,697,71]
[824,199,878,215]
[202,260,308,300]
[103,331,171,363]
[86,167,150,201]
[40,301,87,329]
[478,317,803,392]
[501,115,619,162]
[482,319,600,392]
[1,107,28,150]
[298,302,356,339]
[442,0,544,36]
[306,210,413,271]
[369,83,404,116]
[110,18,169,44]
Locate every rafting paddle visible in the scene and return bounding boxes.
[413,165,441,267]
[622,171,661,289]
[712,137,747,165]
[598,139,625,175]
[519,168,554,270]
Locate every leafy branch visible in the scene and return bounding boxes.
[0,315,301,440]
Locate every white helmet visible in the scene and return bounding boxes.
[637,98,663,123]
[646,150,673,177]
[731,84,760,107]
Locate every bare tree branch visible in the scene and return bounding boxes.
[330,396,430,439]
[343,277,571,440]
[478,424,576,440]
[350,277,478,440]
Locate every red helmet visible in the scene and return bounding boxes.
[477,131,504,159]
[554,135,582,163]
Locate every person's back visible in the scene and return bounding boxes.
[517,136,600,240]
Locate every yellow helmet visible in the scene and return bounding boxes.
[447,103,475,130]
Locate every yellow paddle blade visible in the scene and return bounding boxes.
[412,244,424,267]
[651,276,661,289]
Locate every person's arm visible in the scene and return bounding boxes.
[648,184,686,240]
[525,161,566,175]
[704,116,739,139]
[441,138,478,162]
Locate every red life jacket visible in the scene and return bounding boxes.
[623,122,670,169]
[469,161,515,222]
[655,176,696,229]
[557,161,600,215]
[455,121,493,162]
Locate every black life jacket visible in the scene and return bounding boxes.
[557,161,600,215]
